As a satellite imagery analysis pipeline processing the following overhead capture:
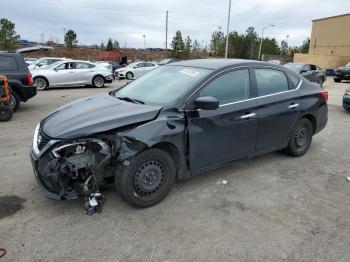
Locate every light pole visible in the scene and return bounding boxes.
[258,24,274,61]
[143,35,146,49]
[224,0,232,59]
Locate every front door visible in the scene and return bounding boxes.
[51,62,76,86]
[186,68,258,171]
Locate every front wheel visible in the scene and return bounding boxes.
[115,149,176,208]
[126,72,134,80]
[334,78,341,83]
[92,75,105,88]
[283,118,313,157]
[0,104,13,122]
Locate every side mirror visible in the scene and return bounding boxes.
[194,96,219,110]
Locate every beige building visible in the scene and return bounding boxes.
[294,13,350,69]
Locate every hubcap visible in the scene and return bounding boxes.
[294,126,308,148]
[94,77,104,87]
[34,78,46,90]
[133,160,166,196]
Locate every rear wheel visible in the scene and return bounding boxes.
[0,104,13,122]
[334,78,341,83]
[9,91,20,112]
[284,118,313,157]
[33,77,48,90]
[115,149,176,208]
[92,75,105,88]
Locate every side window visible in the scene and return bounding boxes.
[310,64,317,71]
[135,63,144,68]
[76,62,93,69]
[0,56,18,71]
[145,63,155,67]
[302,64,311,71]
[286,72,300,89]
[199,69,250,105]
[255,69,289,96]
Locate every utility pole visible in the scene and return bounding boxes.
[225,0,232,59]
[143,35,146,49]
[165,10,168,57]
[258,25,275,60]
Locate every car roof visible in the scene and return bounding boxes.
[169,58,276,70]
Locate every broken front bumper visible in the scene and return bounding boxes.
[30,150,79,200]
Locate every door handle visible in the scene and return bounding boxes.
[288,103,299,109]
[240,113,256,119]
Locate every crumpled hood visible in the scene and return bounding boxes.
[41,93,162,139]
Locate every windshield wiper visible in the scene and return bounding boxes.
[116,96,145,104]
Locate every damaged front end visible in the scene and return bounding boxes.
[30,124,113,200]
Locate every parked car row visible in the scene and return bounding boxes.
[283,63,326,85]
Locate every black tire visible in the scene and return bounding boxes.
[0,104,13,122]
[92,75,105,88]
[33,76,48,91]
[115,149,176,208]
[126,72,134,80]
[284,118,313,157]
[334,78,341,83]
[9,91,20,112]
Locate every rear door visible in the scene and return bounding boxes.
[186,68,259,171]
[74,62,96,85]
[253,67,302,153]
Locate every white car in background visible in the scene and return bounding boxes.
[115,61,158,79]
[32,60,114,90]
[28,57,67,70]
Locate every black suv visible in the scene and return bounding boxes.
[0,53,37,111]
[334,62,350,82]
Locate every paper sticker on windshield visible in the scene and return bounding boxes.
[179,69,200,77]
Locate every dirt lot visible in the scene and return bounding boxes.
[0,79,350,262]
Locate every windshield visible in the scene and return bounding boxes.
[283,63,303,72]
[345,62,350,68]
[126,62,139,68]
[114,66,212,105]
[45,61,65,69]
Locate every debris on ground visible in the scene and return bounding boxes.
[216,179,228,185]
[0,248,6,258]
[84,193,105,216]
[346,177,350,182]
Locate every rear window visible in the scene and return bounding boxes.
[0,56,18,71]
[255,69,289,96]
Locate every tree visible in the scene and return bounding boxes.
[192,39,200,52]
[64,29,78,48]
[280,40,289,56]
[300,37,310,53]
[261,37,280,56]
[184,36,192,57]
[106,38,113,51]
[209,30,225,56]
[171,30,185,57]
[100,42,105,49]
[245,27,259,59]
[113,40,120,49]
[0,18,20,50]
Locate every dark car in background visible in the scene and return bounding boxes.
[343,87,350,111]
[0,53,37,111]
[334,62,350,82]
[283,63,326,85]
[30,59,328,208]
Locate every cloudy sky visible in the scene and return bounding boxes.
[2,0,350,48]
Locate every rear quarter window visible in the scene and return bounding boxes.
[0,56,19,71]
[286,72,301,89]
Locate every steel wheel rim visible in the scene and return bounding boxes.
[94,77,104,87]
[294,126,308,148]
[133,160,166,196]
[34,78,46,90]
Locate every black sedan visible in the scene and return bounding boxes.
[30,59,328,207]
[343,87,350,111]
[283,63,326,85]
[334,62,350,82]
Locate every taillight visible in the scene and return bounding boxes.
[320,89,328,103]
[27,72,33,86]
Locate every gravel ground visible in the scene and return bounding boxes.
[0,78,350,262]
